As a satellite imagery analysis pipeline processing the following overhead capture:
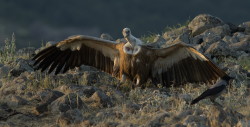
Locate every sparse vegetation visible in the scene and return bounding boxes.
[140,33,159,43]
[0,33,16,64]
[163,19,190,33]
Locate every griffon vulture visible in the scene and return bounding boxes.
[32,28,227,88]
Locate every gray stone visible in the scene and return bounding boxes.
[82,71,100,85]
[57,109,84,127]
[0,66,10,78]
[222,35,238,43]
[205,24,231,37]
[146,35,166,48]
[188,14,224,36]
[191,35,204,45]
[122,102,140,114]
[207,105,245,126]
[35,89,64,114]
[145,112,170,127]
[6,95,28,107]
[179,94,192,102]
[117,122,136,127]
[56,85,97,98]
[6,114,33,127]
[50,93,86,113]
[0,122,11,127]
[174,110,193,121]
[90,90,113,108]
[205,40,231,57]
[163,26,191,46]
[233,32,248,42]
[229,39,250,52]
[0,76,27,98]
[239,21,250,34]
[183,115,208,126]
[10,58,34,77]
[236,120,250,127]
[102,122,119,127]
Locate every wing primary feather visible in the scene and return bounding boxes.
[76,51,82,67]
[33,46,57,66]
[69,51,78,69]
[63,51,75,73]
[55,59,67,75]
[32,46,56,60]
[48,50,70,73]
[36,49,58,71]
[40,49,61,72]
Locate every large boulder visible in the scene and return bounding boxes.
[188,14,224,36]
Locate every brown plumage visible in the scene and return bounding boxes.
[32,34,227,88]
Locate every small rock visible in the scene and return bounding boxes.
[0,121,11,127]
[50,93,86,113]
[7,95,28,107]
[37,89,65,104]
[208,105,245,126]
[34,89,64,114]
[9,69,26,77]
[117,122,136,127]
[57,109,84,127]
[239,21,250,34]
[10,58,34,77]
[171,123,186,127]
[205,24,231,37]
[188,14,224,36]
[183,115,208,126]
[145,112,170,127]
[82,71,100,85]
[75,86,96,98]
[0,66,10,78]
[90,90,113,108]
[236,120,250,127]
[6,114,33,126]
[205,40,231,57]
[179,94,192,102]
[174,110,193,121]
[222,35,238,43]
[147,35,166,48]
[162,26,191,47]
[122,102,140,114]
[233,32,248,42]
[229,39,250,52]
[97,122,119,127]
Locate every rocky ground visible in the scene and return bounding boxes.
[0,14,249,127]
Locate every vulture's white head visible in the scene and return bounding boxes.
[122,28,131,38]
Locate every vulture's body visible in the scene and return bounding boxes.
[33,28,227,88]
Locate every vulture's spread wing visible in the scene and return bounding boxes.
[33,35,120,75]
[150,42,226,86]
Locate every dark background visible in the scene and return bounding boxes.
[0,0,250,48]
